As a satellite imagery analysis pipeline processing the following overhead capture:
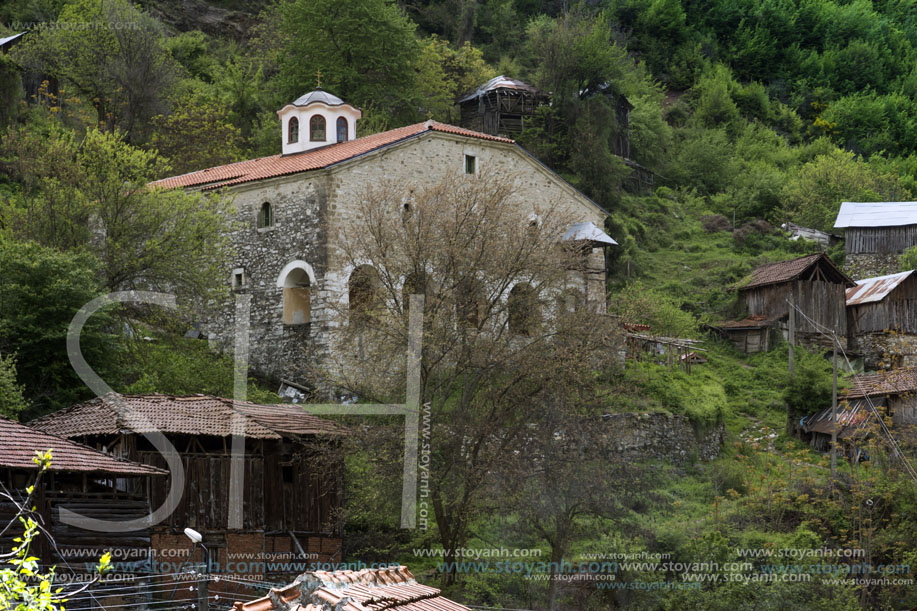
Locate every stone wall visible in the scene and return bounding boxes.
[593,412,724,463]
[845,253,900,280]
[850,331,917,370]
[205,131,610,388]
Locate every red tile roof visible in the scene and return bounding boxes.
[29,394,345,440]
[739,253,853,290]
[844,367,917,399]
[149,121,514,191]
[234,566,470,611]
[0,417,164,475]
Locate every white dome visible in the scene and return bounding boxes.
[277,89,361,155]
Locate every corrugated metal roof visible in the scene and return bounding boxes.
[29,394,345,440]
[458,75,544,103]
[0,418,165,475]
[739,252,853,290]
[803,398,876,438]
[291,89,347,107]
[834,201,917,228]
[846,270,914,306]
[234,566,471,611]
[563,221,617,245]
[149,121,514,191]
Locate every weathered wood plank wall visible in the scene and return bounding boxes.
[846,225,917,254]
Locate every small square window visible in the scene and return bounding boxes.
[465,154,476,175]
[232,268,246,291]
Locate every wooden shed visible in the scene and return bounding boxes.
[717,253,854,353]
[847,270,917,369]
[835,201,917,277]
[457,75,549,137]
[803,367,917,453]
[0,417,165,609]
[29,394,346,590]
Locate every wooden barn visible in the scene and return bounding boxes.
[803,367,917,453]
[0,417,165,609]
[847,270,917,369]
[835,201,917,278]
[717,253,854,353]
[457,75,549,137]
[29,394,346,593]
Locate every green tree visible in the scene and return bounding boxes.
[2,127,234,298]
[780,147,910,231]
[0,238,115,416]
[270,0,421,124]
[415,36,495,122]
[151,93,243,175]
[526,11,628,106]
[11,0,178,142]
[0,353,28,420]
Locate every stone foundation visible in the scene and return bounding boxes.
[595,412,724,463]
[850,331,917,370]
[844,253,900,280]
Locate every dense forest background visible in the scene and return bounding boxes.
[3,1,917,609]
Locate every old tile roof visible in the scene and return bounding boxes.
[739,252,853,290]
[233,566,470,611]
[0,417,164,476]
[846,270,915,306]
[715,314,778,329]
[29,394,344,440]
[844,367,917,399]
[457,75,544,103]
[149,121,514,192]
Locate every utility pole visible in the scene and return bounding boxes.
[788,299,795,375]
[831,341,838,481]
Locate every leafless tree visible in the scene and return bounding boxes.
[320,170,621,585]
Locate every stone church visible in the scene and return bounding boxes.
[152,89,616,389]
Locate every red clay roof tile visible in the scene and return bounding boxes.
[29,394,344,440]
[234,566,470,611]
[0,417,164,475]
[150,122,514,192]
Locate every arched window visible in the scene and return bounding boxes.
[287,117,299,144]
[310,115,326,142]
[456,276,485,327]
[336,117,348,143]
[508,283,539,336]
[349,265,383,323]
[278,264,312,325]
[258,202,273,228]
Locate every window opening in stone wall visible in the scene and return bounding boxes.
[465,154,476,175]
[282,267,311,325]
[349,265,384,324]
[258,202,273,228]
[508,283,539,336]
